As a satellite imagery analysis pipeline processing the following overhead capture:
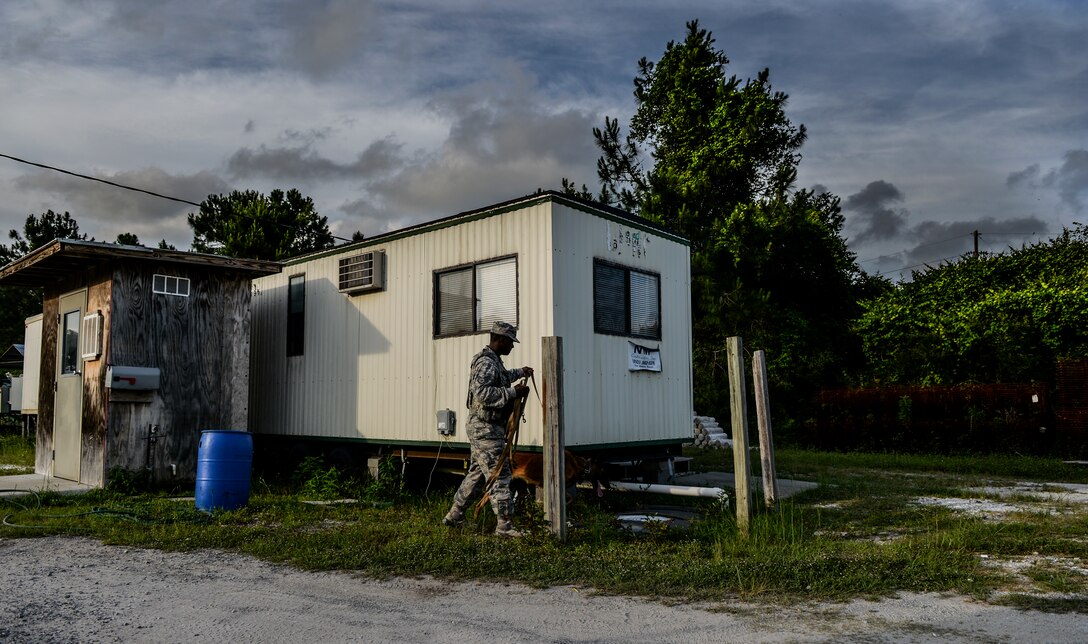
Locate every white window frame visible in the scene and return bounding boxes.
[434,255,518,338]
[152,274,190,297]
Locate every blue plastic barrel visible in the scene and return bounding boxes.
[195,430,253,512]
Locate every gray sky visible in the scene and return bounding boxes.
[2,0,1085,279]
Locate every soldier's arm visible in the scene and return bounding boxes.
[472,360,515,409]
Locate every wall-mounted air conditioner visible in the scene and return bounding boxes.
[338,250,386,294]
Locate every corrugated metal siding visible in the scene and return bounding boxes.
[550,204,692,447]
[250,202,554,442]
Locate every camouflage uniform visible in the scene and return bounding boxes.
[447,346,527,519]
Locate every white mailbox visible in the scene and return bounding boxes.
[106,366,161,391]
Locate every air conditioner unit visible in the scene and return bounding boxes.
[81,311,103,360]
[338,250,386,294]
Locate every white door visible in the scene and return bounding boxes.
[53,290,85,481]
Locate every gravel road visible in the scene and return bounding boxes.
[1,537,1084,643]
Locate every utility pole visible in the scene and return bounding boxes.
[973,230,980,258]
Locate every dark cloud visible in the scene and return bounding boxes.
[863,214,1051,279]
[226,138,405,182]
[227,67,600,232]
[1006,164,1040,188]
[905,216,1048,266]
[844,180,908,243]
[354,78,600,223]
[1005,149,1088,213]
[244,120,256,134]
[1042,149,1088,213]
[13,166,228,225]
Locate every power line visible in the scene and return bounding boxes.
[860,229,1046,269]
[0,152,202,208]
[856,232,971,264]
[0,152,353,244]
[876,253,966,277]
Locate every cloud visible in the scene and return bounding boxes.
[844,180,909,243]
[13,167,229,242]
[225,64,601,232]
[226,137,405,182]
[1006,164,1040,188]
[285,0,377,77]
[903,215,1049,267]
[1042,149,1088,213]
[1006,149,1088,213]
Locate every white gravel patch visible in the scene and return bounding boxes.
[911,496,1030,517]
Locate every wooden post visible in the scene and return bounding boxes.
[727,336,752,535]
[752,350,778,507]
[542,336,567,540]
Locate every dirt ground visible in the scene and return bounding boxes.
[1,537,1085,643]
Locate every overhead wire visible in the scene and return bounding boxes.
[862,229,1046,278]
[0,152,201,208]
[876,253,966,276]
[856,232,971,264]
[0,151,354,244]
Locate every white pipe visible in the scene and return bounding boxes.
[603,481,726,498]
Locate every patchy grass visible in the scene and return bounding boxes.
[0,432,34,474]
[2,448,1087,608]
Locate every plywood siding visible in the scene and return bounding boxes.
[79,268,112,487]
[250,201,555,444]
[107,264,253,482]
[550,203,693,447]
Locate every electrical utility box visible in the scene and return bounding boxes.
[436,409,456,436]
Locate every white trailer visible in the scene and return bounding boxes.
[249,192,692,471]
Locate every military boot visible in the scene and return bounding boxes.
[494,516,523,537]
[442,509,464,527]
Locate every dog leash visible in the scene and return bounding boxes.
[473,376,529,519]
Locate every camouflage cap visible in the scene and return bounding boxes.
[490,320,520,343]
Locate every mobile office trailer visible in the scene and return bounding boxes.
[249,192,693,470]
[0,240,280,487]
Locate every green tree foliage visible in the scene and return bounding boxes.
[588,21,868,423]
[188,189,335,260]
[115,232,140,246]
[0,210,90,350]
[7,210,87,256]
[857,225,1088,385]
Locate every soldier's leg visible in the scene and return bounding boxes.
[474,440,521,537]
[487,453,514,519]
[445,449,484,524]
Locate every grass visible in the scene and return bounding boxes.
[0,432,34,474]
[2,446,1087,609]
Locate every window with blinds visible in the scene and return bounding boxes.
[435,256,518,337]
[593,259,661,340]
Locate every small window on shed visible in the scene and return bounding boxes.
[287,274,305,357]
[593,259,661,340]
[153,274,190,297]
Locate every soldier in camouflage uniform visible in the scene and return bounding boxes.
[443,321,533,537]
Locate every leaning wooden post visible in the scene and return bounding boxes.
[752,350,778,507]
[542,336,567,540]
[727,336,752,536]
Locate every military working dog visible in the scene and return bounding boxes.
[509,450,607,502]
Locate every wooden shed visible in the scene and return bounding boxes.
[249,192,693,465]
[0,240,280,487]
